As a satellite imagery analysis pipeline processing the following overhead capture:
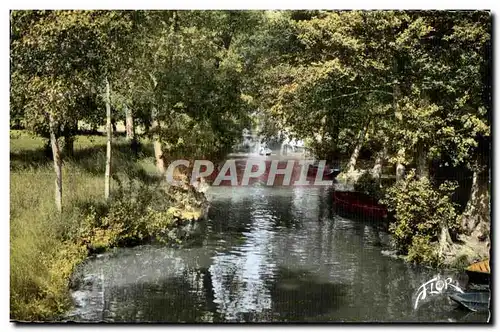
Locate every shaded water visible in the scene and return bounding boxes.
[67,185,489,323]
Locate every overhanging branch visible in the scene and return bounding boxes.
[324,89,393,101]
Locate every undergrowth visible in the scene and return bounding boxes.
[10,132,207,321]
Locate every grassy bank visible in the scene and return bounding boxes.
[10,130,207,321]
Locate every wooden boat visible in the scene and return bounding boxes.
[466,259,490,285]
[333,191,388,219]
[449,291,490,312]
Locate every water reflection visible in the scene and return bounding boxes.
[67,185,489,323]
[209,203,276,321]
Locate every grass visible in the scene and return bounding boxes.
[10,130,164,321]
[9,128,268,320]
[10,163,99,320]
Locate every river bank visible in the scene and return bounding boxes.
[336,167,490,269]
[10,131,209,321]
[10,130,488,321]
[63,185,488,322]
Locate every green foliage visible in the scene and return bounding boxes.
[10,9,493,319]
[252,11,490,268]
[10,10,135,138]
[10,132,206,321]
[382,170,460,257]
[10,162,94,321]
[406,236,440,267]
[75,178,206,250]
[108,10,254,159]
[257,10,490,174]
[353,171,384,200]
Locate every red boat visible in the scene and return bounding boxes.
[333,191,388,219]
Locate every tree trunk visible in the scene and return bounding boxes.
[461,166,490,240]
[396,148,406,181]
[438,223,453,260]
[111,118,117,133]
[104,77,112,200]
[125,104,135,141]
[44,139,53,158]
[63,135,74,157]
[62,120,77,157]
[48,114,62,213]
[151,106,166,174]
[346,119,370,173]
[416,143,429,179]
[328,111,340,164]
[392,59,402,121]
[372,144,387,181]
[392,59,406,182]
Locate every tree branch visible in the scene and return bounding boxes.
[324,89,393,101]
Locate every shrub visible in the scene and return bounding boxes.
[382,170,460,262]
[10,132,208,321]
[10,167,91,321]
[337,169,365,184]
[354,171,384,200]
[406,236,440,267]
[76,177,207,251]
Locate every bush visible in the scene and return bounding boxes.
[76,177,207,251]
[382,170,460,262]
[406,236,440,267]
[337,169,365,184]
[10,132,208,321]
[354,171,384,200]
[10,167,93,321]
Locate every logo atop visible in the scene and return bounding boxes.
[413,275,464,310]
[165,159,340,187]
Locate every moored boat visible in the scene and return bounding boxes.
[333,191,388,219]
[466,259,490,285]
[449,291,490,312]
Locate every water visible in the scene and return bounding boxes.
[66,185,490,323]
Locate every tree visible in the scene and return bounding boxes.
[10,10,136,206]
[11,10,95,211]
[255,10,491,260]
[119,10,255,174]
[104,77,112,200]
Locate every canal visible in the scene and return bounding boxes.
[66,179,489,322]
